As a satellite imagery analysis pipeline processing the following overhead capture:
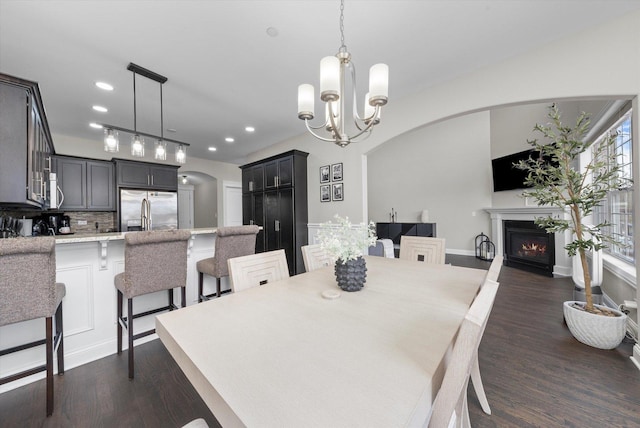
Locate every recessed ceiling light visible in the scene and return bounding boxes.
[95,81,114,91]
[92,105,108,112]
[89,122,103,129]
[208,147,217,152]
[245,126,255,133]
[266,27,279,37]
[225,137,235,143]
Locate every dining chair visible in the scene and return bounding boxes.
[228,249,289,293]
[428,279,499,428]
[399,236,446,264]
[486,254,504,283]
[368,238,394,258]
[114,229,191,379]
[196,225,260,302]
[181,418,209,428]
[301,243,333,272]
[470,264,502,416]
[0,236,65,416]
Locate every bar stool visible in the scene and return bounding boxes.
[196,225,259,302]
[0,236,65,416]
[115,229,191,379]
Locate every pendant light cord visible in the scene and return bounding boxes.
[132,72,137,133]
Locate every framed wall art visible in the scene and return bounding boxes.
[320,185,331,202]
[332,183,344,201]
[320,165,330,183]
[331,163,343,182]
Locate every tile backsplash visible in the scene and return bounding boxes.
[68,211,116,234]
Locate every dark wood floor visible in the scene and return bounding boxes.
[1,256,639,427]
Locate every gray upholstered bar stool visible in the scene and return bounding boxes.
[0,236,65,416]
[114,229,191,379]
[196,225,259,302]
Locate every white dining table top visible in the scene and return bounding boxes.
[156,256,486,428]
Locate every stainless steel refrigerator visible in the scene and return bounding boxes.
[119,189,178,232]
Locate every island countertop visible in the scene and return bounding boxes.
[54,227,218,244]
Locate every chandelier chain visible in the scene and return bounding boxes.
[339,0,346,50]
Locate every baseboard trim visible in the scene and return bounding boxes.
[631,344,640,373]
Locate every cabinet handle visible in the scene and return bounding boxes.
[249,181,254,192]
[45,156,52,173]
[151,175,154,186]
[275,220,280,232]
[147,175,150,186]
[275,176,279,187]
[250,220,254,225]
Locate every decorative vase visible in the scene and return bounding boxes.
[334,257,367,292]
[563,301,627,350]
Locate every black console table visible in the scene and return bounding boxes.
[376,222,437,257]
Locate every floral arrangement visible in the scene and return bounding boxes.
[316,214,377,262]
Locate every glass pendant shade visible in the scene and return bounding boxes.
[297,84,314,120]
[131,135,145,157]
[368,63,389,105]
[175,145,186,164]
[154,140,167,160]
[104,129,119,152]
[320,56,340,101]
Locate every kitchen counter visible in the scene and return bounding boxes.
[1,227,222,394]
[54,227,218,243]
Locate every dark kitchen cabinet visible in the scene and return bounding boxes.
[241,150,308,275]
[54,156,115,211]
[114,159,178,191]
[0,73,55,208]
[242,164,264,193]
[264,156,293,189]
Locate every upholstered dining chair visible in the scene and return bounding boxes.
[196,225,260,302]
[428,279,499,428]
[399,236,446,264]
[0,236,65,416]
[114,229,191,379]
[228,249,289,293]
[301,244,333,272]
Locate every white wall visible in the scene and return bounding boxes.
[194,178,217,227]
[367,111,492,254]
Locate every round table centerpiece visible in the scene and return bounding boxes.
[316,215,377,292]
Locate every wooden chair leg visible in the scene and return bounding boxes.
[45,316,54,416]
[471,353,491,415]
[127,297,134,379]
[216,277,221,298]
[168,288,174,308]
[198,272,204,303]
[181,286,186,308]
[55,302,64,375]
[117,290,123,354]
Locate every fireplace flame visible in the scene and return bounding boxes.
[521,242,547,254]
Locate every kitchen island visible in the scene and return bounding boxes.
[0,228,223,393]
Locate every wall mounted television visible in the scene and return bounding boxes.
[491,149,538,192]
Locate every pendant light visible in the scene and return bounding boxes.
[100,63,190,163]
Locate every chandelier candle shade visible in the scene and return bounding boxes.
[297,0,389,147]
[100,62,189,164]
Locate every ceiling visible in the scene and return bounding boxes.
[2,1,639,165]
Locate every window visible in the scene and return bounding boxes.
[593,108,633,263]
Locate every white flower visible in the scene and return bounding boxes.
[316,214,377,262]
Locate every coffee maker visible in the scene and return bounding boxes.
[46,213,64,235]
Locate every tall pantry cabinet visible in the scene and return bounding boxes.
[241,150,308,275]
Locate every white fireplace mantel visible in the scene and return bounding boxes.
[484,207,571,277]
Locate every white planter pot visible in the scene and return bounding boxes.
[563,301,627,350]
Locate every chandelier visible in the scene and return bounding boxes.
[101,63,189,164]
[297,0,388,147]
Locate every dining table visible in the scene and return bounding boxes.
[156,255,486,428]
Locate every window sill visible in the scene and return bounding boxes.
[602,253,637,289]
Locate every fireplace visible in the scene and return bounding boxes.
[504,220,555,276]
